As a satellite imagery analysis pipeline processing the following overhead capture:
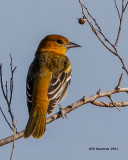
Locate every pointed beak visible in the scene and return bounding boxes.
[67,42,82,49]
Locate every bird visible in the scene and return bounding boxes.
[24,34,81,139]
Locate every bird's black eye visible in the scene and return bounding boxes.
[57,39,63,44]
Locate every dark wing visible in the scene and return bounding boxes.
[26,62,34,115]
[47,65,72,115]
[26,77,33,114]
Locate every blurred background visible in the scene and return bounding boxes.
[0,0,128,159]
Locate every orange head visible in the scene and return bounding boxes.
[36,34,81,55]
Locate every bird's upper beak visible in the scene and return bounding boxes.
[67,42,82,49]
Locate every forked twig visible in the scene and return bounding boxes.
[10,120,17,160]
[0,56,17,130]
[78,0,128,74]
[115,73,123,89]
[108,95,120,111]
[0,56,17,159]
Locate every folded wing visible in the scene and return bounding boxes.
[47,66,72,114]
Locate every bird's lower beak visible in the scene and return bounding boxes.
[67,42,82,49]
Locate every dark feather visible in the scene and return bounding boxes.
[26,77,33,114]
[47,66,72,114]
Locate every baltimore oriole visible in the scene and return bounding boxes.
[24,34,81,138]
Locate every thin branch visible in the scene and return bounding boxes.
[115,73,123,89]
[78,0,128,74]
[0,106,13,131]
[0,64,8,102]
[0,64,14,130]
[81,12,116,55]
[114,0,121,19]
[92,100,128,107]
[5,81,8,99]
[124,1,128,11]
[8,55,17,129]
[10,121,17,160]
[114,0,128,46]
[114,2,124,47]
[122,0,125,10]
[0,56,17,131]
[108,95,120,111]
[114,0,128,47]
[114,48,128,74]
[85,6,115,49]
[79,0,116,54]
[0,87,128,147]
[9,55,16,105]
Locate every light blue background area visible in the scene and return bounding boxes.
[0,0,128,159]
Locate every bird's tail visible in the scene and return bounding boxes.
[24,107,47,139]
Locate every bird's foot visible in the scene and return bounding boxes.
[58,104,67,119]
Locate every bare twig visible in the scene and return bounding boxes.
[114,0,121,19]
[114,1,124,47]
[108,95,120,111]
[97,89,101,95]
[5,81,8,99]
[0,106,13,131]
[10,120,17,160]
[9,55,16,105]
[114,48,128,74]
[122,0,125,10]
[92,100,128,107]
[8,55,17,129]
[115,73,123,89]
[124,1,128,11]
[0,56,17,131]
[0,64,8,101]
[0,86,128,147]
[79,0,116,54]
[78,0,128,74]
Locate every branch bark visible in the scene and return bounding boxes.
[0,87,128,147]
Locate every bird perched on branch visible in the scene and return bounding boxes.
[24,34,81,139]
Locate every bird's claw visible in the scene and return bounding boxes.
[59,105,67,119]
